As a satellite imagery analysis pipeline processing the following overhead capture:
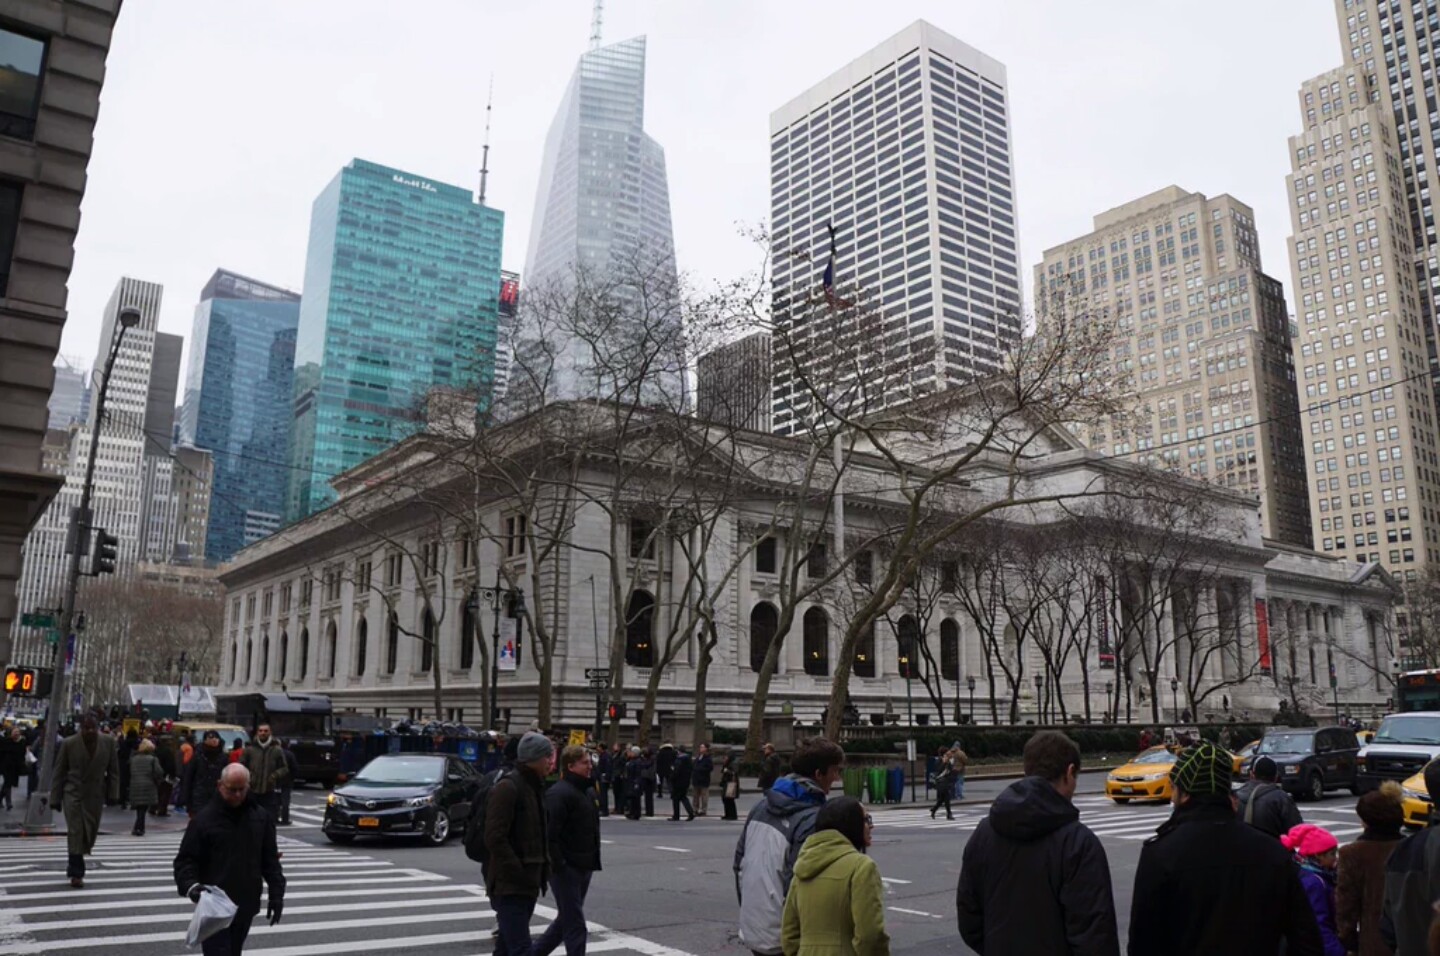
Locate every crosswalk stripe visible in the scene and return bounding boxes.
[14,895,487,933]
[2,883,479,917]
[1,871,446,902]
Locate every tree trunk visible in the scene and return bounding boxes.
[690,618,718,746]
[744,608,796,761]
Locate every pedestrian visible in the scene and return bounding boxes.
[721,753,740,821]
[533,743,602,956]
[612,745,629,817]
[1381,759,1440,955]
[759,742,783,791]
[780,796,889,956]
[25,728,40,797]
[624,746,643,820]
[638,746,657,818]
[483,731,553,956]
[669,746,695,822]
[128,738,164,836]
[1234,755,1304,838]
[240,724,288,818]
[656,743,675,799]
[957,730,1118,956]
[950,743,969,801]
[596,744,613,818]
[151,733,177,817]
[1128,741,1324,956]
[692,742,714,817]
[181,731,230,817]
[1138,727,1153,751]
[277,740,298,826]
[735,736,846,956]
[0,727,25,810]
[929,751,955,820]
[1283,823,1346,956]
[180,734,194,768]
[173,763,286,956]
[1336,781,1405,956]
[50,714,120,888]
[229,738,244,763]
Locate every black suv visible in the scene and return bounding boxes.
[1240,726,1361,801]
[322,753,482,846]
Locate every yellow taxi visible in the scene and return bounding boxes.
[1231,740,1259,775]
[1358,729,1376,746]
[1106,747,1179,804]
[1402,769,1433,829]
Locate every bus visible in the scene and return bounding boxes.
[214,692,338,787]
[1396,670,1440,713]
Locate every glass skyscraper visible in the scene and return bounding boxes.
[180,269,301,561]
[517,35,682,405]
[288,159,504,520]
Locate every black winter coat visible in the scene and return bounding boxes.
[692,754,714,788]
[182,746,229,815]
[173,795,285,921]
[0,737,25,787]
[1233,779,1303,839]
[956,776,1120,956]
[656,747,675,780]
[1128,797,1324,956]
[545,771,602,872]
[671,753,693,792]
[483,764,549,898]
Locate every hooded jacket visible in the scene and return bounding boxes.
[780,830,890,956]
[1297,863,1346,956]
[1128,796,1324,956]
[1381,823,1440,955]
[1233,778,1304,838]
[956,776,1119,956]
[735,773,828,955]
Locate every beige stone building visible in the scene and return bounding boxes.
[1284,63,1440,584]
[0,2,122,663]
[1035,187,1313,546]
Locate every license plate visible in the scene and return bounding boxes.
[358,817,380,828]
[1122,787,1134,794]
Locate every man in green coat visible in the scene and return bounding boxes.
[51,715,120,888]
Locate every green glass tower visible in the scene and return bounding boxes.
[288,159,504,519]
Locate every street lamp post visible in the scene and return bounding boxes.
[1170,676,1179,722]
[468,567,524,731]
[966,675,976,725]
[1034,673,1044,723]
[25,307,141,828]
[1104,681,1113,724]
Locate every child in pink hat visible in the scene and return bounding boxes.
[1282,823,1344,956]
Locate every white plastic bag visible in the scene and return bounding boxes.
[186,885,237,947]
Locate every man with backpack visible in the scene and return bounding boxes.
[1233,756,1303,839]
[532,744,601,956]
[477,732,553,956]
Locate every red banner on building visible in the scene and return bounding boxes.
[1255,597,1271,676]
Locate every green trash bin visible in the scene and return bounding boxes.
[867,767,886,803]
[842,767,864,798]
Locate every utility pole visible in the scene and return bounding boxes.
[25,307,141,828]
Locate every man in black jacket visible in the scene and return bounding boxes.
[758,743,782,791]
[1128,742,1323,956]
[1381,758,1440,954]
[485,732,553,956]
[1233,755,1303,838]
[533,744,602,956]
[956,731,1119,956]
[655,744,675,799]
[669,746,695,821]
[173,763,285,956]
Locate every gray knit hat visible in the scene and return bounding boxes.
[517,731,555,765]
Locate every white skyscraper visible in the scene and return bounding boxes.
[769,20,1021,435]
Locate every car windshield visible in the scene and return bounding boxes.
[352,757,443,786]
[1258,733,1314,755]
[1375,715,1440,745]
[1133,749,1177,766]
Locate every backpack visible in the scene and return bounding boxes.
[464,768,516,864]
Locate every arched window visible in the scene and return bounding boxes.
[244,639,253,683]
[803,606,829,677]
[325,620,337,679]
[897,614,919,679]
[941,618,960,681]
[354,617,368,677]
[854,621,876,678]
[460,593,476,669]
[278,631,288,681]
[750,602,778,673]
[386,611,399,675]
[229,640,238,683]
[259,635,269,684]
[299,627,310,680]
[625,591,655,667]
[420,609,436,673]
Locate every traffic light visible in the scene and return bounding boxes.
[90,529,119,576]
[606,702,627,720]
[3,666,37,696]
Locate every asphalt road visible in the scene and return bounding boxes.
[0,774,1376,955]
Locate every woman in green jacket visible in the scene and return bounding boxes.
[781,796,891,956]
[127,738,163,836]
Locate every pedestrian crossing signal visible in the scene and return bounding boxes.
[3,666,36,695]
[607,702,627,720]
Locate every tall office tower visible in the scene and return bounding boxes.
[697,332,773,432]
[144,332,183,456]
[46,359,88,429]
[768,20,1020,436]
[517,33,682,407]
[1037,187,1312,545]
[1285,63,1440,577]
[180,269,300,561]
[10,278,170,666]
[287,160,504,520]
[138,445,213,564]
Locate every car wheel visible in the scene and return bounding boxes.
[1112,798,1130,805]
[425,809,451,846]
[324,832,354,845]
[1308,772,1325,802]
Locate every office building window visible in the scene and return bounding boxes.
[0,28,44,140]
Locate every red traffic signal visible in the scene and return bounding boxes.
[606,702,627,720]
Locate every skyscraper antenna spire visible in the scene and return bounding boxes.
[589,0,603,50]
[478,75,493,205]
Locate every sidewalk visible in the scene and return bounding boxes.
[0,798,193,838]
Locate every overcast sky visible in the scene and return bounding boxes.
[60,0,1342,376]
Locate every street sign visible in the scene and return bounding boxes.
[584,668,611,680]
[20,612,54,629]
[568,729,587,747]
[588,678,607,689]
